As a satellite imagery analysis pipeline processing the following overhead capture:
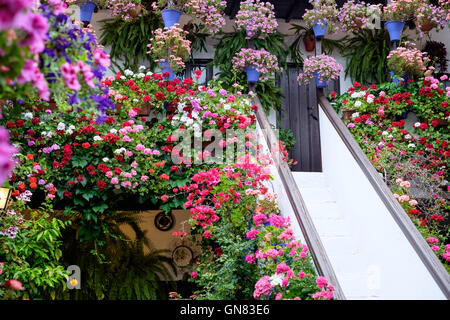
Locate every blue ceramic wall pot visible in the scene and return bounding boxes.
[385,21,405,42]
[161,9,182,28]
[246,65,260,83]
[80,1,96,23]
[312,20,328,38]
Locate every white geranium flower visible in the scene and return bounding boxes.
[367,97,374,103]
[57,122,66,130]
[69,125,75,130]
[120,76,126,80]
[124,69,134,76]
[146,71,153,76]
[133,99,139,102]
[224,104,231,110]
[388,134,393,139]
[352,112,359,118]
[413,122,421,128]
[405,134,412,140]
[23,112,33,120]
[137,73,145,78]
[93,136,102,141]
[139,65,146,71]
[382,131,388,136]
[66,129,73,135]
[110,128,117,134]
[408,143,416,148]
[354,101,362,107]
[269,273,284,287]
[350,92,358,98]
[102,157,109,162]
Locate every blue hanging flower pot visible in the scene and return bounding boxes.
[314,72,328,88]
[79,1,96,23]
[246,65,260,83]
[390,71,409,87]
[159,61,176,81]
[312,20,328,38]
[161,8,182,28]
[385,21,405,41]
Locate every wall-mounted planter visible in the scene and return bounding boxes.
[312,20,328,39]
[161,8,182,28]
[303,38,315,52]
[314,72,327,88]
[160,61,176,81]
[390,71,409,87]
[385,21,405,42]
[246,65,260,83]
[80,1,96,23]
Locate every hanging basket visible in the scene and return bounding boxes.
[312,20,328,38]
[385,21,405,41]
[161,8,182,28]
[80,1,96,23]
[246,65,260,83]
[415,18,434,34]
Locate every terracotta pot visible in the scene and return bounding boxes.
[415,18,434,34]
[129,4,142,18]
[303,38,315,52]
[352,19,364,31]
[138,102,151,116]
[431,118,449,127]
[107,102,122,115]
[342,109,356,121]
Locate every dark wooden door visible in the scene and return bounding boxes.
[279,64,340,172]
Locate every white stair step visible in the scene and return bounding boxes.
[292,172,326,188]
[296,187,335,204]
[303,202,345,221]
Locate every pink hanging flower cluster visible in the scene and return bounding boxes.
[147,25,191,72]
[382,0,422,21]
[232,48,281,82]
[105,0,143,21]
[235,0,278,39]
[387,46,431,78]
[302,0,339,33]
[185,0,227,34]
[338,0,382,32]
[414,3,448,36]
[297,54,342,84]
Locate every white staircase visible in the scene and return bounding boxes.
[293,171,378,300]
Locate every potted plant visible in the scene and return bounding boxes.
[147,25,191,80]
[382,0,421,41]
[297,54,342,89]
[414,2,447,36]
[101,0,144,21]
[387,44,431,85]
[70,1,103,24]
[231,48,281,83]
[235,0,278,39]
[184,0,227,34]
[302,0,339,39]
[338,0,382,33]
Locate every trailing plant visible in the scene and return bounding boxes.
[232,48,281,82]
[99,13,163,72]
[302,0,339,33]
[147,25,191,72]
[382,0,422,21]
[101,0,144,21]
[212,29,288,112]
[57,211,177,300]
[338,0,382,32]
[297,54,342,84]
[235,0,278,39]
[340,28,391,85]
